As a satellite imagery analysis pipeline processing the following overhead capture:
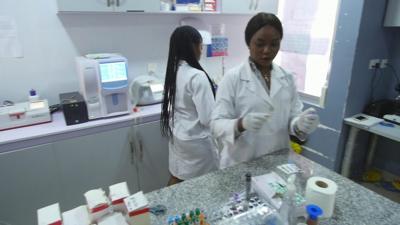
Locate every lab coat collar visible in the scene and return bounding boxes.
[241,61,273,106]
[241,60,287,104]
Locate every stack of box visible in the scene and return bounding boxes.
[37,182,152,225]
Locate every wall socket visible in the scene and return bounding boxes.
[368,58,389,69]
[380,59,388,68]
[369,59,380,69]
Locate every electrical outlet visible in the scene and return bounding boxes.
[369,59,380,69]
[147,63,157,75]
[380,59,388,68]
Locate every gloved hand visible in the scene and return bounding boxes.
[241,112,270,132]
[295,108,320,134]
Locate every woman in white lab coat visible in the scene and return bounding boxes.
[211,13,320,169]
[161,25,218,185]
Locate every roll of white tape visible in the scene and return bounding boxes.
[305,176,338,218]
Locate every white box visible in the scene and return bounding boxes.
[124,191,150,225]
[84,188,112,223]
[37,203,62,225]
[109,182,130,213]
[62,205,91,225]
[251,172,286,209]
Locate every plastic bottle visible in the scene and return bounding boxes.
[29,89,40,102]
[306,204,323,225]
[280,174,297,225]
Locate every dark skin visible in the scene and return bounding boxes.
[238,25,282,132]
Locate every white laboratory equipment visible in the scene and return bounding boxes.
[129,75,164,107]
[0,98,51,131]
[76,54,129,120]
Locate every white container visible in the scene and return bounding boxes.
[124,191,150,225]
[84,188,112,223]
[109,182,130,213]
[37,203,62,225]
[62,205,91,225]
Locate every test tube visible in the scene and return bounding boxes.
[245,172,252,201]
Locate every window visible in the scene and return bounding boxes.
[275,0,340,104]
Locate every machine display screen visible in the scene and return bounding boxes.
[99,61,128,83]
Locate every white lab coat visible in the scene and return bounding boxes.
[169,61,218,180]
[211,61,303,169]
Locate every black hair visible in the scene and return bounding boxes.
[160,25,216,138]
[245,13,283,46]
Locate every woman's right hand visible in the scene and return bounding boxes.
[239,112,270,132]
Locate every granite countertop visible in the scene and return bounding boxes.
[146,149,400,225]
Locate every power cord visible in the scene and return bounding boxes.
[0,100,14,107]
[386,64,400,95]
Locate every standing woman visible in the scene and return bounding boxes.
[211,13,320,169]
[161,25,218,185]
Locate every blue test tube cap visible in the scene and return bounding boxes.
[167,216,175,224]
[306,204,323,220]
[29,89,36,96]
[175,215,181,222]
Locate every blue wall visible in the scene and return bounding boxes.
[304,0,400,176]
[301,0,365,170]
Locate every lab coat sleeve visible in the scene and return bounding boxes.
[287,73,304,136]
[210,72,238,147]
[190,72,215,127]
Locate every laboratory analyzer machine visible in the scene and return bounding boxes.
[76,54,129,120]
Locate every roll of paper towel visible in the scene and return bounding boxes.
[305,176,338,218]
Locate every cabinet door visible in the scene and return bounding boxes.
[133,120,169,193]
[221,0,278,14]
[0,144,60,225]
[255,0,278,14]
[221,0,254,14]
[115,0,160,12]
[57,0,113,12]
[53,127,139,210]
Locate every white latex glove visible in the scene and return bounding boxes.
[242,112,270,131]
[296,108,320,134]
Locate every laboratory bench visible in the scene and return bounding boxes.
[0,104,162,153]
[146,149,400,225]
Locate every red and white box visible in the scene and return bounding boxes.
[203,0,217,11]
[62,205,91,225]
[124,191,150,225]
[84,188,112,223]
[37,203,62,225]
[109,182,130,213]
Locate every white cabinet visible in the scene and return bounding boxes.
[384,0,400,26]
[116,0,160,12]
[0,144,60,225]
[52,126,140,210]
[133,120,169,193]
[0,120,169,224]
[221,0,278,14]
[57,0,160,12]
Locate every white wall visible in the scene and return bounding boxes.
[0,0,250,105]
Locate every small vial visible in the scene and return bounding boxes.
[29,89,39,102]
[245,173,252,201]
[306,204,323,225]
[244,172,251,211]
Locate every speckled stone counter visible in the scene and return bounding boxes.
[146,149,400,225]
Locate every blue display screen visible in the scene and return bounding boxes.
[99,62,127,83]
